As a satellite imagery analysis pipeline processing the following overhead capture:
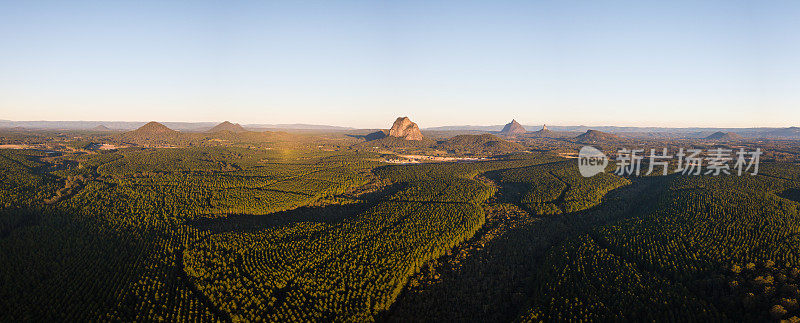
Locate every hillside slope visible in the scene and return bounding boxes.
[436,134,524,154]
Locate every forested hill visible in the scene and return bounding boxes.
[436,134,525,154]
[2,143,800,321]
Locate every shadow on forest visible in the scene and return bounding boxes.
[481,169,569,216]
[188,203,369,234]
[778,188,800,204]
[0,204,163,321]
[187,183,405,234]
[0,207,44,238]
[345,131,387,141]
[386,175,673,322]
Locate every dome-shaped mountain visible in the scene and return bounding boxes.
[122,122,179,144]
[208,121,247,133]
[500,119,526,136]
[388,117,423,140]
[130,121,176,135]
[704,131,742,141]
[574,129,619,143]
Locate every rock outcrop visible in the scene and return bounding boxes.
[530,124,555,137]
[500,119,526,136]
[388,117,423,140]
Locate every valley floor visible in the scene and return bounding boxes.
[2,146,800,321]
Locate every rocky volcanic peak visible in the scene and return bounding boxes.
[388,117,423,140]
[500,119,526,135]
[535,124,552,133]
[209,121,247,133]
[530,124,555,137]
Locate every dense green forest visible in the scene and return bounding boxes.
[2,143,800,321]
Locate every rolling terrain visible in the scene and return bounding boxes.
[2,126,800,321]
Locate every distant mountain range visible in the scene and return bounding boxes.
[246,124,354,131]
[0,120,353,132]
[1,119,798,139]
[90,125,113,132]
[704,131,743,141]
[426,124,800,139]
[764,127,800,138]
[0,120,214,131]
[424,124,790,134]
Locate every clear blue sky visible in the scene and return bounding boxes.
[1,0,798,128]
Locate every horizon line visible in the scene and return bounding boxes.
[0,118,797,130]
